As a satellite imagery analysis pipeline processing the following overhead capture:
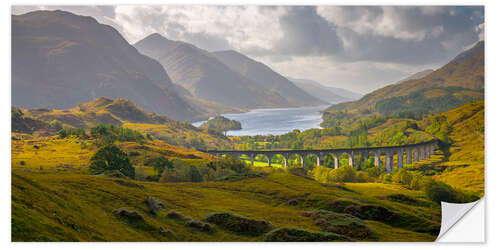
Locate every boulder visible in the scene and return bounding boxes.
[186,219,214,233]
[159,226,173,237]
[114,207,144,222]
[145,197,166,215]
[302,210,375,240]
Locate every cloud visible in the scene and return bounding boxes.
[11,5,484,93]
[476,23,485,40]
[316,6,483,65]
[271,7,343,56]
[112,5,287,52]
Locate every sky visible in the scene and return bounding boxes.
[12,5,484,94]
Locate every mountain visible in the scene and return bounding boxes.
[12,10,199,121]
[211,50,325,106]
[396,69,434,84]
[134,34,313,110]
[326,41,484,113]
[287,77,356,104]
[322,86,363,101]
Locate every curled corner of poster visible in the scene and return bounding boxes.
[436,198,485,242]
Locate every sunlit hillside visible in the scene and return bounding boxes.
[15,97,233,150]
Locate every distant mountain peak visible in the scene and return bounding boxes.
[12,10,200,121]
[15,9,99,25]
[211,50,326,106]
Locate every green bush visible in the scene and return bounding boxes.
[89,145,135,178]
[365,166,385,178]
[331,166,356,182]
[422,180,478,204]
[355,171,372,183]
[57,128,87,139]
[90,124,144,145]
[188,166,204,182]
[392,169,413,186]
[152,156,172,176]
[49,120,63,131]
[409,172,432,190]
[160,160,204,182]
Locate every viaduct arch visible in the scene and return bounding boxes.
[206,140,439,172]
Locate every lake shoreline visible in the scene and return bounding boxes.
[192,104,330,136]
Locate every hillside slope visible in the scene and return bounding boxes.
[12,10,199,121]
[432,101,484,194]
[288,77,354,104]
[134,34,300,109]
[211,50,325,106]
[19,97,233,150]
[11,168,439,242]
[327,41,484,113]
[396,69,434,84]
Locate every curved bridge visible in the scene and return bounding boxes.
[207,140,439,172]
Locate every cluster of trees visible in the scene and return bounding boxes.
[199,116,242,136]
[159,156,251,183]
[233,128,344,151]
[162,133,208,151]
[310,162,478,204]
[422,115,452,144]
[57,124,145,145]
[380,169,478,203]
[233,114,388,151]
[57,128,87,139]
[375,87,481,118]
[90,124,145,145]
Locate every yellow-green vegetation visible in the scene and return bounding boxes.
[17,97,233,150]
[425,101,484,195]
[11,129,443,242]
[199,115,242,136]
[11,169,439,242]
[11,133,215,176]
[324,41,483,114]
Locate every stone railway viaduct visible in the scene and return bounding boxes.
[207,140,439,172]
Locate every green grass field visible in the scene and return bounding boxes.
[12,170,439,242]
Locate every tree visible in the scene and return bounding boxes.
[152,156,173,176]
[199,116,242,136]
[49,120,63,131]
[188,166,204,182]
[89,145,135,178]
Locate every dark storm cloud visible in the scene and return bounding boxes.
[316,6,484,65]
[274,6,343,56]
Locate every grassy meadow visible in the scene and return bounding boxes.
[10,99,484,242]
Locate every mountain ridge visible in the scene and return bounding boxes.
[211,50,325,106]
[287,77,359,104]
[12,10,200,121]
[325,41,484,113]
[134,33,323,110]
